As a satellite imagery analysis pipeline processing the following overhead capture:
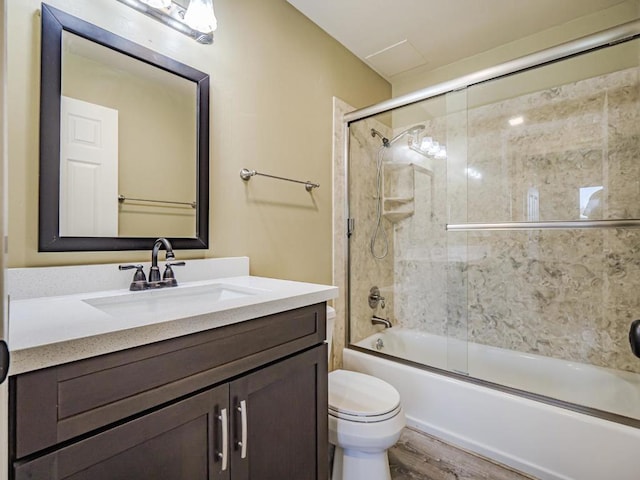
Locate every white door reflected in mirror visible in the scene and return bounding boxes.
[61,30,197,239]
[60,96,119,237]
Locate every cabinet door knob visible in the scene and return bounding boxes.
[217,408,228,471]
[236,400,248,459]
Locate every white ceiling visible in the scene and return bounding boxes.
[286,0,629,79]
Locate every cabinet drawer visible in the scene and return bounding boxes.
[14,386,226,480]
[12,302,325,459]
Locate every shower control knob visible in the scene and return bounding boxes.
[368,286,386,309]
[630,320,640,359]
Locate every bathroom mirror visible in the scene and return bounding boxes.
[39,4,209,251]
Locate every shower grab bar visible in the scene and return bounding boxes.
[446,219,640,231]
[240,168,319,192]
[118,195,196,208]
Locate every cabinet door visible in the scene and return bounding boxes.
[230,345,328,480]
[15,385,230,480]
[13,303,325,460]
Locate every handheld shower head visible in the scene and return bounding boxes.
[371,124,425,148]
[389,124,425,145]
[369,122,426,259]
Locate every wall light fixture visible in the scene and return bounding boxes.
[117,0,217,44]
[408,134,447,159]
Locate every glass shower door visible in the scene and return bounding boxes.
[347,90,470,378]
[444,89,469,376]
[346,22,640,426]
[449,37,640,421]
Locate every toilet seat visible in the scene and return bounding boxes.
[328,369,406,480]
[329,404,402,423]
[328,370,401,423]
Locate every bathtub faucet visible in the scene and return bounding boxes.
[371,315,392,328]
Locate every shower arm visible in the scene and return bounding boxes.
[370,128,389,147]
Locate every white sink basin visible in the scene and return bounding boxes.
[83,283,263,317]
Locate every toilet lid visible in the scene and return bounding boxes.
[328,370,400,419]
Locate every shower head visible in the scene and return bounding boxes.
[371,128,390,147]
[389,124,426,145]
[371,124,426,148]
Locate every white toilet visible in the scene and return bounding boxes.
[326,307,405,480]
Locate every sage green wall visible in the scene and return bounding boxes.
[6,0,390,285]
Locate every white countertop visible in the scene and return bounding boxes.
[8,258,338,375]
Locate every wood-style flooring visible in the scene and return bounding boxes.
[389,428,538,480]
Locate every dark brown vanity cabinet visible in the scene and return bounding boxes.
[10,303,328,480]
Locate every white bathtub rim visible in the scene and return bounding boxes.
[344,347,640,480]
[356,327,640,420]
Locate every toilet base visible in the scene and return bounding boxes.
[331,446,391,480]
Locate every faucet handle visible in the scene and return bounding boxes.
[368,286,386,309]
[119,264,148,291]
[163,261,185,287]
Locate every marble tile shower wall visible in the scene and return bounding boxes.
[348,119,395,343]
[392,119,450,337]
[392,67,640,374]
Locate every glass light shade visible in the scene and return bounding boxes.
[140,0,171,8]
[184,0,218,33]
[420,137,433,150]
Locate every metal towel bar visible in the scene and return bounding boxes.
[240,168,319,192]
[118,194,196,208]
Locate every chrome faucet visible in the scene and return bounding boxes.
[371,315,392,328]
[119,238,185,291]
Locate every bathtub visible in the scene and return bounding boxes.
[344,328,640,480]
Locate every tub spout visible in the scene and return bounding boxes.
[371,315,392,328]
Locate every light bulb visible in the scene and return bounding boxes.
[184,0,218,33]
[436,146,447,159]
[140,0,171,8]
[427,141,439,155]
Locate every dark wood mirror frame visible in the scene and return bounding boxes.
[39,3,209,252]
